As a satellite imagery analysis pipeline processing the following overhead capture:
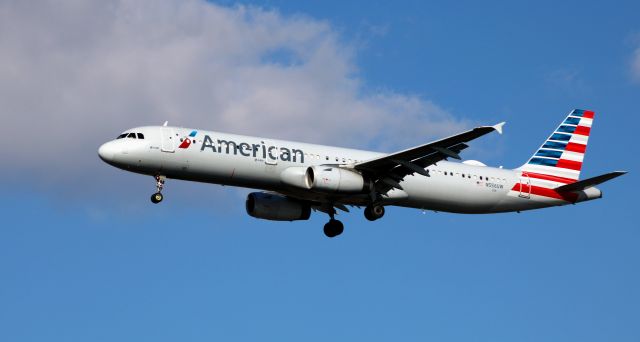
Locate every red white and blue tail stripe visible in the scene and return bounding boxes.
[520,109,594,182]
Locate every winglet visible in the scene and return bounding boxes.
[493,121,506,135]
[162,121,168,127]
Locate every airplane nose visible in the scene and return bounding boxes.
[98,142,117,162]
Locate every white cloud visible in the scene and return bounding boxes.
[632,46,640,82]
[545,68,589,95]
[0,0,469,193]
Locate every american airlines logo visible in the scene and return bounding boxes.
[199,135,305,163]
[178,130,198,149]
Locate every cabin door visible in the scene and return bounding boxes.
[518,174,531,199]
[161,127,175,153]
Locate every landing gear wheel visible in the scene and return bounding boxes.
[364,208,375,221]
[364,205,385,221]
[323,219,344,238]
[151,175,166,204]
[151,192,163,204]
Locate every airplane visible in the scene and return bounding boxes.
[98,109,625,238]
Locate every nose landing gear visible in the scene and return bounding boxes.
[151,175,165,204]
[151,192,163,203]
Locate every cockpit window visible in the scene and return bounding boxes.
[117,132,145,139]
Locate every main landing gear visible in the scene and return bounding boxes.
[151,175,165,204]
[322,204,385,238]
[323,219,344,238]
[323,209,344,238]
[364,204,385,221]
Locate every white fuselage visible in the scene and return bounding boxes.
[98,126,601,214]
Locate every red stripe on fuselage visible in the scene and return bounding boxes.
[565,142,586,153]
[523,172,576,184]
[556,159,582,171]
[574,126,591,136]
[510,184,579,202]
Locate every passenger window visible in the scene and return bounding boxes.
[444,171,448,175]
[127,133,136,139]
[137,133,144,139]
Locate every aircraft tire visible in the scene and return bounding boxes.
[364,207,375,221]
[323,219,344,238]
[364,205,385,221]
[151,192,163,204]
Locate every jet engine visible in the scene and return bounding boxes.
[245,192,311,221]
[305,166,370,193]
[280,166,311,189]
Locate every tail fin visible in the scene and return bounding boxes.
[519,109,594,181]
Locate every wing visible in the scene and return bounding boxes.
[353,122,505,194]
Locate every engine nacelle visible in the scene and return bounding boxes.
[306,166,369,193]
[245,192,311,221]
[280,166,311,189]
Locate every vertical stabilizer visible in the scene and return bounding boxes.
[519,109,594,182]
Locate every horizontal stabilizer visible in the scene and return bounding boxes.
[555,171,627,192]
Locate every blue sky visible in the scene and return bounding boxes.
[1,1,639,341]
